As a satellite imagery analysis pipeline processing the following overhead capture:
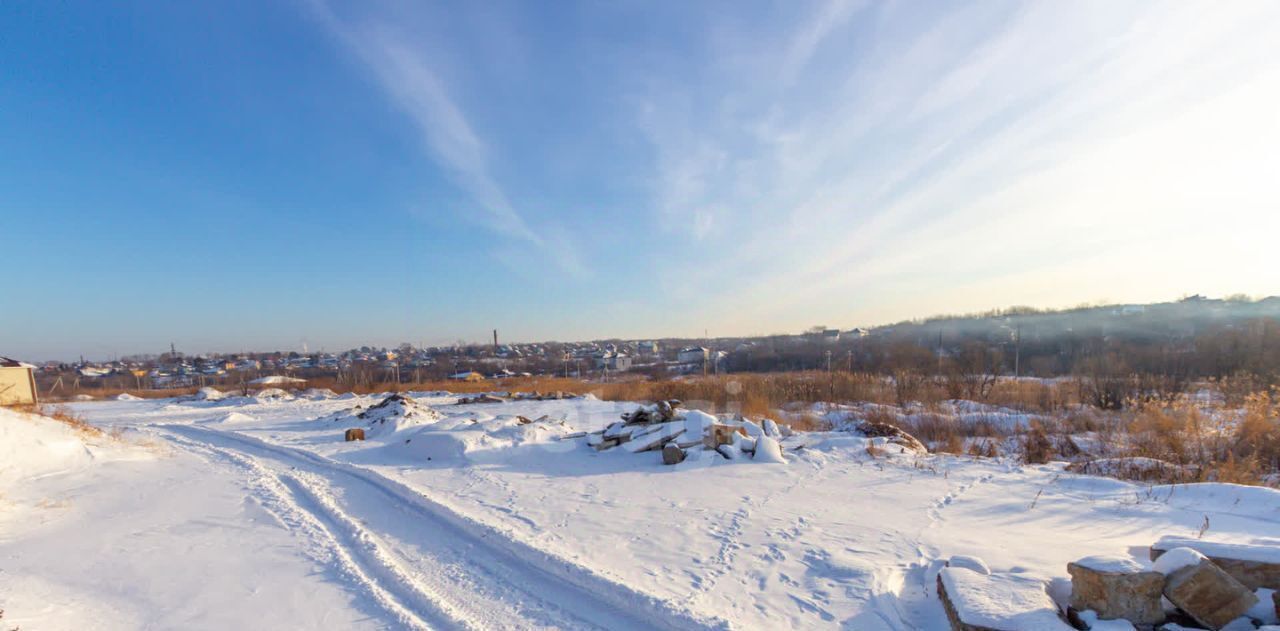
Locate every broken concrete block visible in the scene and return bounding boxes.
[624,423,685,453]
[344,428,365,441]
[716,444,741,460]
[703,423,740,449]
[1152,536,1280,591]
[662,442,686,465]
[587,433,619,451]
[936,567,1074,631]
[1067,555,1164,625]
[1162,554,1258,630]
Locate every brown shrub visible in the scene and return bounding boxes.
[1020,424,1056,464]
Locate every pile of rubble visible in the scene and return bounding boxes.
[564,400,795,465]
[455,390,582,405]
[319,393,443,440]
[937,536,1280,630]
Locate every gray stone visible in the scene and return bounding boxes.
[662,443,686,465]
[1067,556,1164,625]
[1163,559,1258,630]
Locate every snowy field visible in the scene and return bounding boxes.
[3,392,1279,630]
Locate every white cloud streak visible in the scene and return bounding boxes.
[638,1,1280,332]
[305,1,584,277]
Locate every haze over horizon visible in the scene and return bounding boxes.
[3,1,1279,361]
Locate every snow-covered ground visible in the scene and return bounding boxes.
[3,393,1279,629]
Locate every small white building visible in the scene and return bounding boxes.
[596,352,632,372]
[0,356,38,406]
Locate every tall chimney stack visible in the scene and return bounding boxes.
[493,329,499,351]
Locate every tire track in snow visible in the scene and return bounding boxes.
[159,424,725,631]
[161,431,441,630]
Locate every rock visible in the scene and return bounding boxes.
[344,428,365,441]
[662,442,686,465]
[1163,558,1258,630]
[1067,555,1165,625]
[1152,537,1280,591]
[753,435,786,463]
[936,567,1074,631]
[763,418,781,438]
[947,555,991,576]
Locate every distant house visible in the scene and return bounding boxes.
[0,356,38,406]
[677,347,709,364]
[596,352,632,372]
[448,371,486,382]
[821,329,840,343]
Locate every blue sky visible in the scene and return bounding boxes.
[2,1,1279,360]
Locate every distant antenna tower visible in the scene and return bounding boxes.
[170,342,176,357]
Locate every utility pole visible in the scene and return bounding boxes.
[1014,324,1021,378]
[937,329,944,374]
[826,350,833,402]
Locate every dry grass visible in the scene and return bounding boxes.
[4,403,103,437]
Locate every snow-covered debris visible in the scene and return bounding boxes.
[1154,547,1209,575]
[248,375,305,386]
[1152,536,1280,590]
[1068,555,1164,626]
[753,435,785,463]
[948,555,991,575]
[116,393,142,401]
[385,413,575,464]
[0,406,149,491]
[204,412,256,426]
[1159,548,1258,629]
[358,393,443,438]
[457,393,507,405]
[194,386,225,401]
[1247,588,1279,625]
[854,421,926,454]
[1075,609,1137,630]
[619,399,681,424]
[622,422,685,453]
[254,388,294,401]
[301,388,338,400]
[1075,555,1147,573]
[937,567,1073,630]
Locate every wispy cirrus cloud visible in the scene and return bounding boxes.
[637,0,1280,332]
[304,1,584,277]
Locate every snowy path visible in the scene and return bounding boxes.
[157,424,721,631]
